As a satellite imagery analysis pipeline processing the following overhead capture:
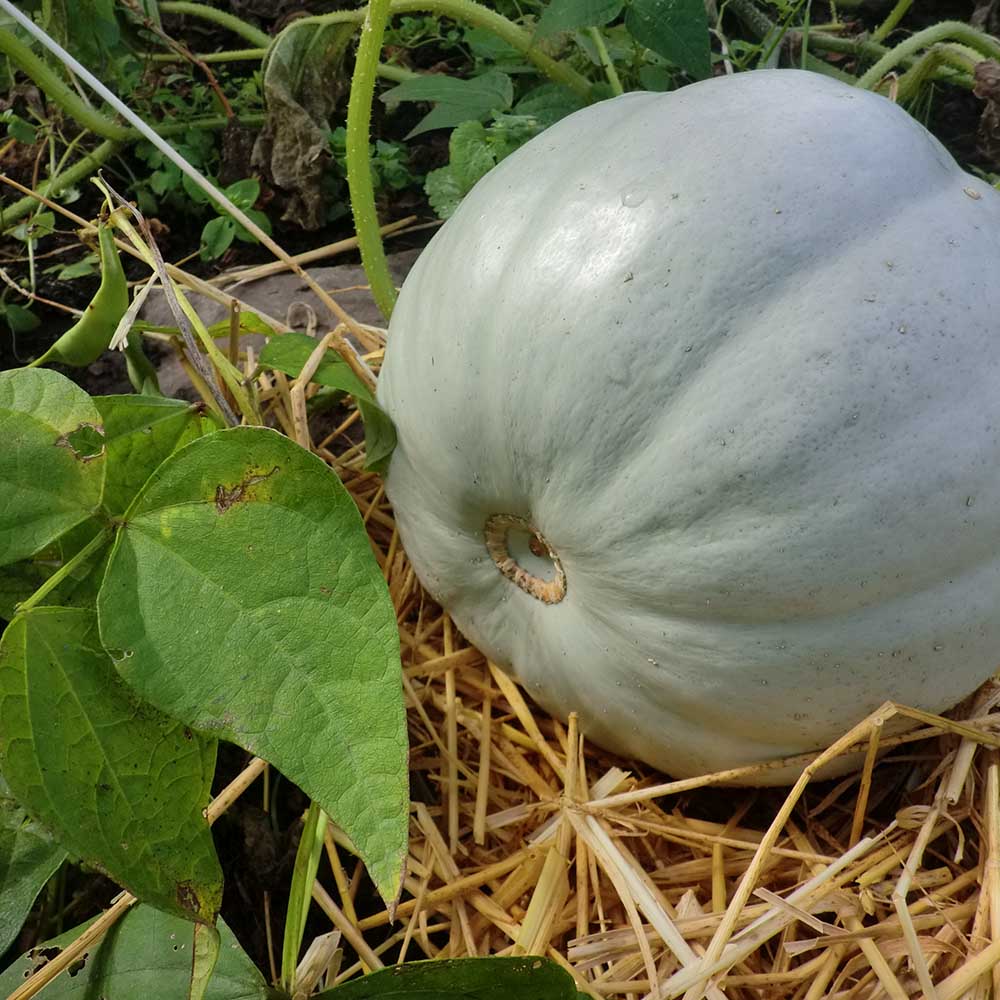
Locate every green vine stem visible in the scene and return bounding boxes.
[727,0,985,90]
[279,0,592,99]
[0,29,131,140]
[164,0,590,97]
[2,140,117,227]
[147,46,266,63]
[871,0,912,43]
[723,0,855,82]
[158,0,270,48]
[896,43,977,101]
[0,24,267,145]
[797,28,968,87]
[15,526,112,615]
[144,47,419,83]
[347,0,398,321]
[856,21,1000,90]
[588,27,624,96]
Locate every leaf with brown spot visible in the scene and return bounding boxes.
[98,427,408,905]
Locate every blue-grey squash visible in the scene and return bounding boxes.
[377,69,1000,782]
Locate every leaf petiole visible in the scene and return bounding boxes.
[15,525,112,615]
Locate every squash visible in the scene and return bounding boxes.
[377,69,1000,782]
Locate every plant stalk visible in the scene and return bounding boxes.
[1,116,266,230]
[279,0,593,99]
[871,0,912,43]
[1,140,116,227]
[0,28,131,141]
[159,0,271,48]
[347,0,399,321]
[588,27,624,95]
[856,20,1000,89]
[16,526,112,615]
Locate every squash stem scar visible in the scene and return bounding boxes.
[484,514,566,604]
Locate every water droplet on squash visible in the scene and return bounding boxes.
[621,186,648,208]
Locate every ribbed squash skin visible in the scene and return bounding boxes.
[377,69,1000,782]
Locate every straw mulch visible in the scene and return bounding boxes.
[262,331,1000,1000]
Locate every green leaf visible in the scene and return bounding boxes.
[0,607,222,922]
[0,779,66,956]
[47,254,99,281]
[92,395,216,516]
[281,802,327,991]
[97,427,408,904]
[200,216,237,261]
[625,0,711,79]
[537,0,624,35]
[381,71,514,137]
[514,84,586,128]
[316,957,581,999]
[259,333,396,473]
[638,63,675,90]
[425,166,466,220]
[223,178,260,210]
[234,208,272,244]
[11,211,55,244]
[0,369,105,568]
[0,561,51,621]
[7,115,38,144]
[448,120,497,191]
[424,120,501,220]
[1,301,41,333]
[260,332,370,399]
[355,399,397,476]
[0,905,278,1000]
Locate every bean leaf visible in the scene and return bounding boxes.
[92,395,217,516]
[0,369,105,567]
[97,427,408,904]
[0,607,222,922]
[315,957,582,999]
[0,905,277,999]
[0,777,66,956]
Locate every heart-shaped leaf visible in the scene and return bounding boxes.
[0,607,221,922]
[98,427,408,903]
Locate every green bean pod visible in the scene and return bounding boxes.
[123,335,161,395]
[32,221,129,368]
